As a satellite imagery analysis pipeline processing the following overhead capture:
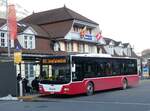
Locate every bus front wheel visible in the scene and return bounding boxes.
[86,82,94,96]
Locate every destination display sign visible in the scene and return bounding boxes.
[42,58,67,64]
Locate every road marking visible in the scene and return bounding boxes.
[0,101,18,106]
[59,100,150,106]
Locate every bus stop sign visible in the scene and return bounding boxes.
[14,51,22,64]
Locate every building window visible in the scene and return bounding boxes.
[73,26,83,33]
[78,43,84,52]
[109,45,114,55]
[73,26,79,32]
[53,42,60,51]
[30,64,34,77]
[87,28,92,34]
[24,36,28,48]
[0,32,6,47]
[24,35,34,49]
[127,48,131,56]
[88,45,95,53]
[1,39,5,47]
[29,36,33,49]
[1,32,5,37]
[25,64,28,78]
[66,42,73,52]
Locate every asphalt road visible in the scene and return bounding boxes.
[1,80,150,111]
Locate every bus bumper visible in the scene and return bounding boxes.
[39,84,72,95]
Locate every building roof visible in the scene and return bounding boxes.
[97,45,107,54]
[103,37,115,45]
[0,18,50,38]
[17,23,50,38]
[103,38,130,48]
[40,20,73,39]
[19,7,99,39]
[114,41,122,47]
[123,43,130,48]
[20,6,98,25]
[131,51,139,58]
[113,50,120,57]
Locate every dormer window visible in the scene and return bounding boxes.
[73,26,78,32]
[23,35,35,49]
[53,42,60,51]
[29,36,33,49]
[86,28,92,34]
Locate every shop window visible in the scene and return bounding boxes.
[25,64,34,78]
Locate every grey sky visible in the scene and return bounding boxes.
[12,0,150,53]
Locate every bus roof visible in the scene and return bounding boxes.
[71,53,137,60]
[22,53,137,60]
[72,53,112,58]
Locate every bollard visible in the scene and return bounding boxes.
[19,80,23,97]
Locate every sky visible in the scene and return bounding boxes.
[11,0,150,54]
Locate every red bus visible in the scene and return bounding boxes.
[39,54,139,96]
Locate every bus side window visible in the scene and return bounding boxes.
[105,63,112,76]
[112,60,121,76]
[120,63,124,75]
[73,64,84,81]
[97,63,105,77]
[128,61,137,75]
[124,63,128,75]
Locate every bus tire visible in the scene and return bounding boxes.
[122,79,128,90]
[86,82,94,96]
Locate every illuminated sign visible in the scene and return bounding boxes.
[43,58,66,64]
[14,51,22,64]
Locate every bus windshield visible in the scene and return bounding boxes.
[40,64,71,84]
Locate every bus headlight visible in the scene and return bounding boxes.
[64,88,69,91]
[39,85,43,91]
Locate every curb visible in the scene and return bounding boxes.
[17,94,49,101]
[18,94,41,101]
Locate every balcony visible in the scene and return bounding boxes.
[65,32,98,43]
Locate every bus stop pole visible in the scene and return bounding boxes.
[19,63,23,97]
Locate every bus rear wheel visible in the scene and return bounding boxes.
[122,79,128,90]
[86,82,94,96]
